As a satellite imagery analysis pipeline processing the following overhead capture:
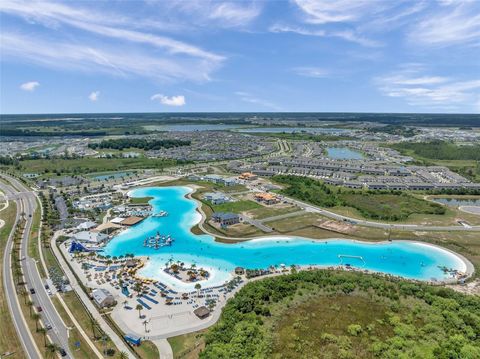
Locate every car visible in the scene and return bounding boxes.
[47,289,52,295]
[44,284,49,290]
[59,348,67,357]
[29,288,35,294]
[36,306,42,312]
[44,321,52,330]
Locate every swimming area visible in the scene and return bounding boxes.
[102,186,469,291]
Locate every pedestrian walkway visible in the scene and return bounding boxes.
[51,235,136,358]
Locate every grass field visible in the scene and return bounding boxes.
[130,196,153,205]
[247,205,300,220]
[339,192,445,221]
[210,200,262,213]
[132,340,159,359]
[168,330,206,359]
[0,201,24,356]
[17,157,178,175]
[274,175,448,222]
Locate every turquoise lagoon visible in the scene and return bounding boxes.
[103,187,468,291]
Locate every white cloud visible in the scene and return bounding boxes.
[375,66,480,110]
[409,2,480,47]
[89,91,100,102]
[151,94,186,106]
[208,2,261,27]
[0,0,224,82]
[293,0,375,24]
[293,67,330,78]
[269,24,380,47]
[234,91,281,110]
[20,81,39,91]
[165,1,261,28]
[2,32,219,82]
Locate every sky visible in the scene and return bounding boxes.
[1,0,480,114]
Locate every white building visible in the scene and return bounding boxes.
[76,221,97,231]
[92,288,115,308]
[72,231,108,244]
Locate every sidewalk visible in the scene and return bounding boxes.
[51,235,136,359]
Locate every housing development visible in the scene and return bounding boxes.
[1,114,480,359]
[2,0,480,358]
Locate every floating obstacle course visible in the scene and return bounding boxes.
[143,231,174,249]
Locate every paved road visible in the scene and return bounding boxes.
[51,233,136,359]
[246,185,480,232]
[241,215,273,232]
[1,180,41,359]
[1,175,73,358]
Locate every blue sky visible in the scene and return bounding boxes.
[1,0,480,114]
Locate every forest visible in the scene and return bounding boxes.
[201,270,480,359]
[88,138,190,151]
[273,175,445,221]
[390,140,480,161]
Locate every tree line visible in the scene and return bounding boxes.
[391,140,480,161]
[88,138,190,151]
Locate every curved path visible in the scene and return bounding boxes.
[51,233,137,358]
[259,187,480,232]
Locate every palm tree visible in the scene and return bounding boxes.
[195,283,201,298]
[20,288,27,304]
[27,300,34,317]
[15,268,23,285]
[32,312,41,332]
[45,343,59,358]
[123,300,128,308]
[90,317,99,339]
[142,319,148,333]
[136,304,143,318]
[118,351,129,359]
[133,282,142,295]
[38,327,48,347]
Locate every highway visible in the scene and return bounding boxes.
[1,175,73,358]
[2,180,40,358]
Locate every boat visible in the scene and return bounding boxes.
[153,210,168,217]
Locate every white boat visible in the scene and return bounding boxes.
[153,210,168,217]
